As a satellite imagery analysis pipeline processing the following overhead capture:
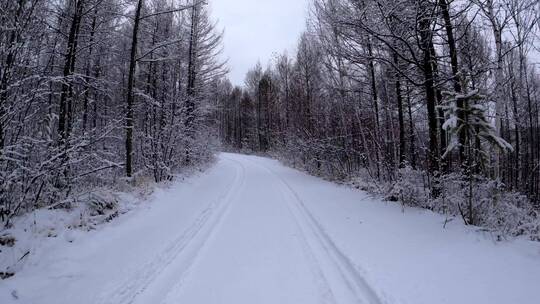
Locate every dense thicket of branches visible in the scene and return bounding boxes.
[0,0,225,227]
[219,0,540,236]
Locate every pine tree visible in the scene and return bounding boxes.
[440,89,513,224]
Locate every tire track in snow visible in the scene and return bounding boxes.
[246,158,383,304]
[275,181,337,304]
[96,158,246,304]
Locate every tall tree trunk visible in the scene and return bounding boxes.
[92,56,101,131]
[125,0,144,177]
[367,38,381,180]
[507,58,521,188]
[439,0,466,166]
[56,0,84,188]
[257,85,262,151]
[393,52,406,168]
[485,0,505,179]
[185,2,200,130]
[406,84,417,169]
[418,3,440,193]
[184,2,200,164]
[83,10,98,133]
[59,0,84,145]
[1,0,30,153]
[0,30,17,153]
[428,42,448,173]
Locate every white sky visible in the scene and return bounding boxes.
[210,0,309,86]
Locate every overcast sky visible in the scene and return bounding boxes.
[210,0,309,86]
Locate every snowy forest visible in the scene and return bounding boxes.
[2,0,540,302]
[0,0,226,227]
[1,0,540,239]
[218,0,540,238]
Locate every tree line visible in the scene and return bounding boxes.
[218,0,540,236]
[0,0,225,227]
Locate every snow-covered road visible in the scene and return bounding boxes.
[1,153,539,304]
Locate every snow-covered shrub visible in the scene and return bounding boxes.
[0,234,15,247]
[473,184,537,238]
[278,138,539,240]
[86,193,119,217]
[356,166,540,240]
[434,172,471,216]
[429,173,539,239]
[348,173,386,195]
[388,167,429,207]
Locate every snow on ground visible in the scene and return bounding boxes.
[1,153,539,304]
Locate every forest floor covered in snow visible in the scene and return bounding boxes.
[1,153,539,304]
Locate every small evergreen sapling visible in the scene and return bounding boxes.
[440,90,513,159]
[439,89,513,225]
